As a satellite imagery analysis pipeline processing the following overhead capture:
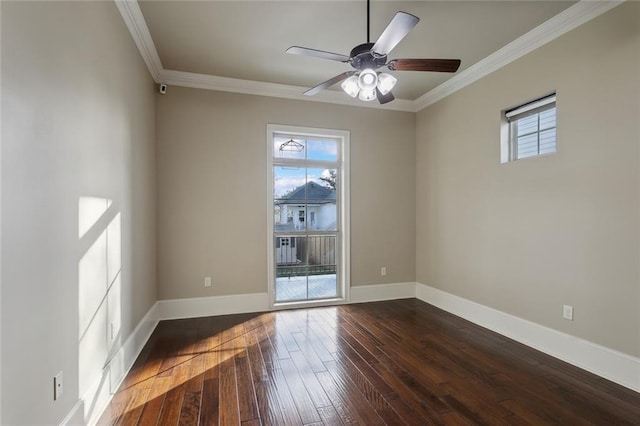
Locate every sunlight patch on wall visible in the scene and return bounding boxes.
[78,196,122,397]
[78,196,112,238]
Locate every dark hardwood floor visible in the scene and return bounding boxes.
[98,299,640,425]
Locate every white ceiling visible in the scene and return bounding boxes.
[124,1,614,110]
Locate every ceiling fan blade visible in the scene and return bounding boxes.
[304,71,356,96]
[376,88,395,104]
[387,58,461,73]
[286,46,350,63]
[371,12,419,56]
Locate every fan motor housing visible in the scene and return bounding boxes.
[350,43,387,70]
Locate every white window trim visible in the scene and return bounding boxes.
[501,92,556,163]
[266,124,350,309]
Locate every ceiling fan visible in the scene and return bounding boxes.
[286,0,461,104]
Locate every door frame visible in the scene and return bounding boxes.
[266,124,350,309]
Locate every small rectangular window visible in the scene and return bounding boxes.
[502,93,556,163]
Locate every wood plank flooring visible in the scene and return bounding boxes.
[98,299,640,425]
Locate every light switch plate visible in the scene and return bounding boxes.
[563,304,573,321]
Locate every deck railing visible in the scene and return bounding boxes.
[275,235,336,277]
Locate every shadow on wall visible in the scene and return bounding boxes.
[77,196,123,421]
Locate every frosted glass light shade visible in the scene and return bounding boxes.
[358,88,376,102]
[341,76,359,97]
[357,69,378,91]
[377,73,397,95]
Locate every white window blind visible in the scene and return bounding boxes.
[506,94,556,161]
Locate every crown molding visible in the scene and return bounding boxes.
[114,0,163,82]
[160,69,416,112]
[113,0,415,111]
[414,0,624,112]
[115,0,623,113]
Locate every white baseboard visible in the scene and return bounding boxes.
[61,302,160,426]
[59,399,84,426]
[156,282,418,320]
[156,292,270,320]
[415,282,640,393]
[350,282,416,303]
[155,282,415,320]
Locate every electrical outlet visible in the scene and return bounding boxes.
[381,267,387,276]
[563,304,573,321]
[204,276,212,287]
[54,371,63,400]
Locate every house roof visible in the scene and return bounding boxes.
[277,181,335,205]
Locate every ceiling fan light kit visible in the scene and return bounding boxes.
[377,73,397,96]
[358,88,377,102]
[358,69,378,91]
[286,0,461,104]
[341,76,360,97]
[341,69,397,101]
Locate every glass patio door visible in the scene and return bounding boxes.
[268,126,348,305]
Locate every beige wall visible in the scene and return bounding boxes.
[416,2,640,357]
[156,88,416,300]
[1,1,156,424]
[1,1,638,423]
